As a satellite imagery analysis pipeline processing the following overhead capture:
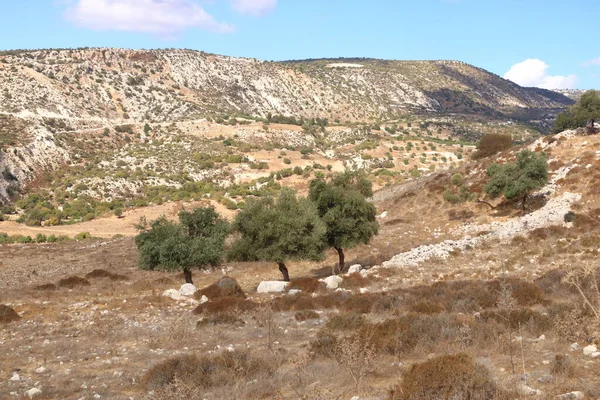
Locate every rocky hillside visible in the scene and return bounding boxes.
[0,48,572,123]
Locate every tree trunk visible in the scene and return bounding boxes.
[183,268,193,285]
[335,247,345,275]
[278,262,290,282]
[521,194,528,212]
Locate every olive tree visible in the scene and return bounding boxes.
[484,150,548,211]
[554,90,600,133]
[135,207,229,284]
[229,188,326,281]
[309,172,379,274]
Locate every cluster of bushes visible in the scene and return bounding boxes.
[0,232,91,244]
[443,173,473,204]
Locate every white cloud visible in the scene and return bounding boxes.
[64,0,234,35]
[582,57,600,67]
[503,59,577,89]
[230,0,277,16]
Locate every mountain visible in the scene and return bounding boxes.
[0,48,572,124]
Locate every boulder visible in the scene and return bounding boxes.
[583,344,597,356]
[321,275,343,290]
[257,281,289,293]
[556,392,584,400]
[25,388,42,399]
[517,383,542,396]
[347,264,362,274]
[162,289,184,301]
[179,283,197,296]
[591,352,600,358]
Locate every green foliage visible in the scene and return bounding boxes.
[229,188,326,280]
[553,90,600,133]
[443,173,472,204]
[135,207,229,282]
[485,150,548,207]
[308,172,378,272]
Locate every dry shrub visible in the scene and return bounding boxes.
[294,310,319,321]
[488,278,546,307]
[325,312,366,331]
[340,292,386,313]
[406,281,497,313]
[154,277,176,285]
[391,353,500,400]
[340,273,370,289]
[288,277,323,293]
[270,291,347,312]
[447,209,475,221]
[550,354,575,377]
[481,308,551,334]
[193,296,256,315]
[0,304,20,323]
[529,226,568,241]
[534,269,571,295]
[143,350,275,392]
[57,276,91,288]
[410,300,445,314]
[85,269,128,281]
[35,283,57,291]
[195,276,245,300]
[473,133,512,159]
[197,312,244,327]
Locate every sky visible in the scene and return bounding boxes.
[1,0,598,89]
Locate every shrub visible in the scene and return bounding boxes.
[35,283,57,291]
[294,310,320,321]
[325,312,366,331]
[85,269,128,281]
[473,133,512,159]
[391,353,499,400]
[0,305,20,324]
[288,277,323,293]
[75,232,92,240]
[283,157,291,165]
[193,297,256,315]
[143,351,274,391]
[57,276,91,288]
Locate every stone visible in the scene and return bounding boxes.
[199,295,209,304]
[583,344,597,356]
[347,264,362,274]
[10,372,20,381]
[359,269,369,278]
[591,352,600,358]
[162,289,187,301]
[517,383,541,396]
[288,289,302,296]
[34,366,47,374]
[256,281,289,293]
[556,392,584,400]
[537,334,546,341]
[536,375,554,384]
[25,388,42,399]
[179,283,197,296]
[570,343,580,351]
[321,275,343,290]
[350,397,360,400]
[378,211,388,219]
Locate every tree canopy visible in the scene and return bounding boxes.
[484,150,548,210]
[135,207,229,284]
[553,90,600,133]
[308,172,379,274]
[229,188,326,281]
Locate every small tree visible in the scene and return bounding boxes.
[473,133,512,159]
[484,150,548,211]
[135,207,229,284]
[309,172,379,274]
[554,90,600,133]
[229,188,326,281]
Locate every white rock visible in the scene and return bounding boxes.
[556,392,584,400]
[288,289,302,296]
[257,281,289,293]
[10,373,20,381]
[591,352,600,358]
[162,289,184,301]
[583,344,597,356]
[570,343,580,351]
[25,388,42,399]
[359,269,369,278]
[517,383,542,396]
[34,367,47,374]
[378,211,388,219]
[347,264,362,274]
[537,334,545,341]
[199,295,209,304]
[179,283,197,296]
[359,288,369,294]
[321,275,343,290]
[350,397,360,400]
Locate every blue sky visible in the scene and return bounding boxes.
[1,0,598,89]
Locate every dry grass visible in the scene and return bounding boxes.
[85,269,129,281]
[294,309,320,321]
[193,296,256,315]
[288,277,324,293]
